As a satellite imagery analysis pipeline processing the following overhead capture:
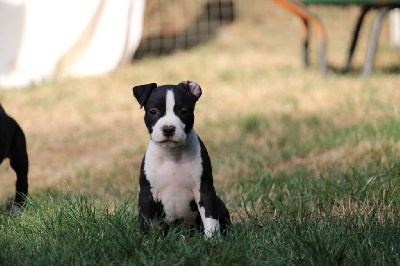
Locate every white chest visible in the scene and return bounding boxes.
[143,133,203,223]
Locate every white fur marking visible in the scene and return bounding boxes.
[165,89,175,116]
[144,130,203,225]
[199,206,221,238]
[150,90,187,147]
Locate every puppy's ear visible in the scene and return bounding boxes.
[179,80,202,101]
[132,83,157,108]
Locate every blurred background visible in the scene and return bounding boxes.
[0,0,399,205]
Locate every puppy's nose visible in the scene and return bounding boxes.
[162,125,175,137]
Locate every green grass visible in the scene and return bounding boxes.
[1,161,400,265]
[1,112,400,265]
[2,77,400,263]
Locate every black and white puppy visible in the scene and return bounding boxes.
[0,103,29,214]
[132,81,230,238]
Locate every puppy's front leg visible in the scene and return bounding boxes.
[198,191,221,238]
[138,161,157,234]
[138,187,155,234]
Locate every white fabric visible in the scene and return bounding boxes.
[391,9,400,48]
[0,0,145,89]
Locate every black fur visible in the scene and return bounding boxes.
[138,84,198,136]
[133,82,230,236]
[0,103,29,208]
[132,83,157,109]
[198,136,230,232]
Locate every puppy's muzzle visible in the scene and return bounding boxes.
[162,125,176,137]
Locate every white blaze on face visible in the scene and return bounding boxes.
[165,89,175,116]
[151,90,187,147]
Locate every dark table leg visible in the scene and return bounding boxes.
[341,5,371,73]
[302,18,310,68]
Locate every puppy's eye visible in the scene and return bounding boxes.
[148,109,158,116]
[180,109,190,116]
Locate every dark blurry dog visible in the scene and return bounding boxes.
[0,103,28,214]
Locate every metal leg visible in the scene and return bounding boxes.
[362,7,393,78]
[341,6,371,73]
[272,0,327,77]
[302,18,310,68]
[317,25,327,77]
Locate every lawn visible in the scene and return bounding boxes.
[1,1,400,265]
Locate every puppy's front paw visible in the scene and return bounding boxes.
[204,230,221,240]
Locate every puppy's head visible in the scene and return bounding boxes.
[133,81,202,148]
